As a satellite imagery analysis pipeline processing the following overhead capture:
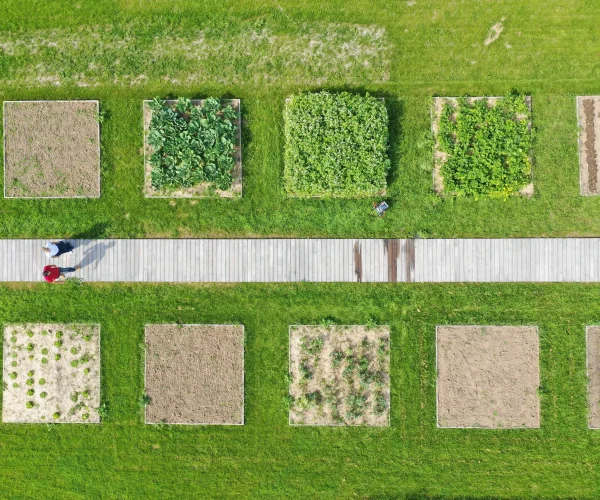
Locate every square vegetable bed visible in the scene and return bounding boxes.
[3,101,100,198]
[2,324,101,423]
[431,95,533,198]
[436,325,540,428]
[144,324,244,424]
[284,92,390,197]
[586,326,600,428]
[143,98,242,198]
[576,96,600,196]
[288,325,390,426]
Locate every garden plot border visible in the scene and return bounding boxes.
[143,324,245,426]
[2,323,102,424]
[576,97,600,196]
[142,99,242,198]
[431,96,534,197]
[586,326,600,429]
[283,97,387,199]
[435,325,541,429]
[3,100,101,199]
[288,324,391,427]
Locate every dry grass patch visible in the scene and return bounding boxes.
[288,325,390,426]
[144,324,244,424]
[436,325,540,428]
[586,326,600,428]
[3,101,100,198]
[2,324,101,423]
[576,97,600,196]
[143,99,242,198]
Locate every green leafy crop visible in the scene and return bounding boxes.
[438,94,533,197]
[147,97,239,191]
[284,92,390,197]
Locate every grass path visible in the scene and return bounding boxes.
[0,282,598,497]
[0,1,598,238]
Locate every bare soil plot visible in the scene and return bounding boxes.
[3,101,100,198]
[289,325,390,426]
[586,326,600,428]
[436,325,540,428]
[143,99,242,198]
[145,324,244,424]
[431,96,533,197]
[576,97,600,196]
[2,324,101,423]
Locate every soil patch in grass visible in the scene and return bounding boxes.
[145,324,244,424]
[143,99,242,198]
[436,325,540,428]
[2,324,101,423]
[289,325,390,426]
[576,96,600,196]
[586,326,600,428]
[431,96,533,197]
[3,101,100,198]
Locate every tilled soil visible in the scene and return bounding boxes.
[143,99,242,198]
[587,326,600,428]
[3,101,100,197]
[2,324,101,423]
[145,324,244,424]
[436,325,540,428]
[576,96,600,195]
[289,325,390,426]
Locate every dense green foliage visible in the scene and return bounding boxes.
[284,92,390,197]
[438,94,533,197]
[0,282,598,498]
[147,97,238,191]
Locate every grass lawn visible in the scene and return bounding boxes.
[0,0,598,237]
[0,282,598,498]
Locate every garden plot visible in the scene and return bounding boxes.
[143,98,242,198]
[144,324,244,424]
[436,326,540,429]
[288,325,390,426]
[586,326,600,428]
[431,95,533,198]
[2,324,101,423]
[3,101,100,198]
[576,97,600,196]
[284,92,390,198]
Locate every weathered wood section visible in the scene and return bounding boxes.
[2,238,600,283]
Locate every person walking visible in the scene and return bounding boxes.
[43,240,74,259]
[42,264,80,283]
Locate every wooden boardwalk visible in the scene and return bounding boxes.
[2,238,600,283]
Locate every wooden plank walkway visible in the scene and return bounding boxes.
[2,238,600,283]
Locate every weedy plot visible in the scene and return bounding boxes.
[576,97,600,196]
[143,98,242,198]
[2,324,101,423]
[288,325,390,426]
[3,101,100,198]
[436,325,540,429]
[284,92,390,198]
[431,95,533,198]
[144,324,244,424]
[586,326,600,428]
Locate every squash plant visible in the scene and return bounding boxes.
[147,97,238,191]
[438,93,532,197]
[284,92,390,197]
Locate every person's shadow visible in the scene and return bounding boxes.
[76,241,116,270]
